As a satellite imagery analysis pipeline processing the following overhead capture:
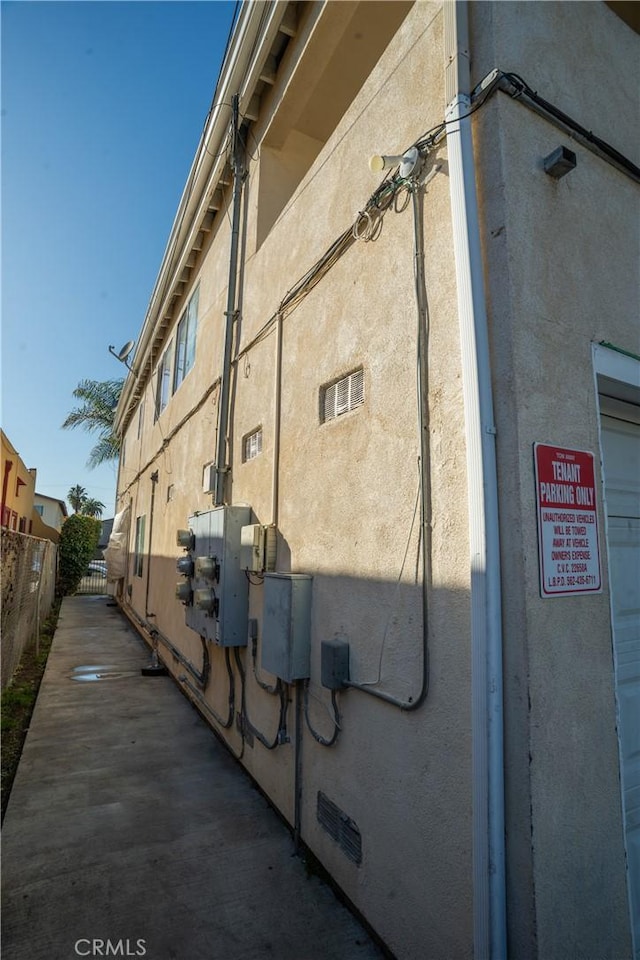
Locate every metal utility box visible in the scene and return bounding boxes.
[261,573,312,682]
[321,638,350,689]
[182,505,250,646]
[240,523,277,573]
[240,523,265,573]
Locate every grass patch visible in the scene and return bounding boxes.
[1,599,61,821]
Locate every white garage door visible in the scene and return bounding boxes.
[601,408,640,959]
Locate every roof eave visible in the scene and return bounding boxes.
[114,0,298,435]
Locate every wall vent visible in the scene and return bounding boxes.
[243,427,263,461]
[321,369,364,423]
[316,791,362,865]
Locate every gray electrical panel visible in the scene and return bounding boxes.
[321,638,350,689]
[261,573,312,682]
[178,505,250,646]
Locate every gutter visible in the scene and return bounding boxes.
[443,3,506,958]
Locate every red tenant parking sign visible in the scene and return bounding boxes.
[534,443,602,597]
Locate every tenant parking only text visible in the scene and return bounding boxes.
[534,443,602,597]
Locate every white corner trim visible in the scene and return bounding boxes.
[593,342,640,386]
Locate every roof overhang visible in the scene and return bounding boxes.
[35,493,69,515]
[114,0,301,435]
[605,1,640,34]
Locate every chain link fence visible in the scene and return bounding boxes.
[1,530,57,690]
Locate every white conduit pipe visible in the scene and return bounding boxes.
[271,312,283,530]
[443,2,506,957]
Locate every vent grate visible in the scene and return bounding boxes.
[243,427,263,461]
[317,791,362,865]
[322,369,364,423]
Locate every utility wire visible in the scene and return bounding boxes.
[233,647,288,749]
[499,71,640,181]
[303,682,341,747]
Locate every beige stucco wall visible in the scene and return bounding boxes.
[116,2,638,957]
[117,4,477,958]
[471,2,638,958]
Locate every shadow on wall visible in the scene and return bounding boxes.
[107,494,630,957]
[118,551,480,959]
[62,548,479,960]
[121,549,470,714]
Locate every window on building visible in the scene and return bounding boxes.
[137,402,144,439]
[321,368,364,423]
[18,516,26,533]
[155,341,173,419]
[134,515,146,578]
[167,484,174,502]
[173,286,199,393]
[243,427,263,461]
[34,504,44,516]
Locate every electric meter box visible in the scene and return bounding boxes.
[240,523,265,573]
[261,573,312,682]
[240,523,277,573]
[184,505,250,646]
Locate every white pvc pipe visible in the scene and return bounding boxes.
[271,312,283,529]
[443,2,506,957]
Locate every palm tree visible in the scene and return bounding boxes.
[68,485,88,514]
[62,378,123,468]
[82,498,105,519]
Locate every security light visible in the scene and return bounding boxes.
[369,146,420,179]
[543,146,577,179]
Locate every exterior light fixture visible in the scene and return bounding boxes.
[369,146,420,179]
[543,145,577,179]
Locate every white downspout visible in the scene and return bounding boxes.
[443,3,506,958]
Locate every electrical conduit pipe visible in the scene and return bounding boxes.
[443,2,506,958]
[214,93,244,505]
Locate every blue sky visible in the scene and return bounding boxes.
[1,0,237,518]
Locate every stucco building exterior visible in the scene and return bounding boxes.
[1,435,64,542]
[112,3,639,958]
[1,430,36,534]
[32,492,68,542]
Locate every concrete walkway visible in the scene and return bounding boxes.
[1,596,385,960]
